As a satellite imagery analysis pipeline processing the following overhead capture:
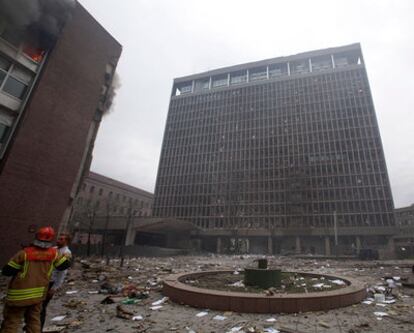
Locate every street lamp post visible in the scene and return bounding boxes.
[120,205,133,267]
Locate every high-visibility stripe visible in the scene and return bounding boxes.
[7,287,45,295]
[48,252,58,277]
[7,291,44,297]
[19,252,29,279]
[54,255,68,268]
[6,287,45,301]
[7,293,44,301]
[7,261,22,270]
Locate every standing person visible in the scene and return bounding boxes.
[0,227,70,333]
[40,233,72,329]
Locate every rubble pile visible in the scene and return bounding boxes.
[1,255,413,332]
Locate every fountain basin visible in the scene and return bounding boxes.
[163,270,367,313]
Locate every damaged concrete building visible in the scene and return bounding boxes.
[0,0,122,264]
[69,171,153,245]
[153,44,396,257]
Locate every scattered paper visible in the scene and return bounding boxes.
[132,315,143,321]
[384,299,396,304]
[266,317,277,322]
[331,279,346,285]
[229,280,245,287]
[213,315,227,321]
[88,291,99,294]
[152,297,168,306]
[362,300,373,305]
[150,305,163,310]
[196,311,208,317]
[264,328,280,333]
[65,290,78,294]
[227,327,243,332]
[374,311,388,317]
[51,315,66,322]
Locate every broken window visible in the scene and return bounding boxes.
[334,51,362,68]
[249,66,267,81]
[311,55,332,72]
[174,81,192,96]
[230,70,247,85]
[212,75,228,88]
[269,63,288,78]
[195,78,209,91]
[291,60,309,74]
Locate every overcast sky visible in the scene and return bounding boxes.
[79,0,413,208]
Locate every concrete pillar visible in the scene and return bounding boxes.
[267,236,273,255]
[386,237,395,257]
[216,237,222,254]
[356,236,361,254]
[125,226,136,246]
[295,236,301,254]
[325,236,331,256]
[331,54,335,69]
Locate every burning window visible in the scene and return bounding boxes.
[22,44,46,63]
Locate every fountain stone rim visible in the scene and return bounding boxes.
[163,270,367,313]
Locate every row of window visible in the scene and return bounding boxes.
[81,183,152,208]
[76,197,152,215]
[174,52,362,96]
[0,32,38,155]
[190,212,394,229]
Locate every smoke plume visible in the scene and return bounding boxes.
[0,0,76,38]
[103,72,122,116]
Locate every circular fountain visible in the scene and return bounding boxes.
[163,259,366,313]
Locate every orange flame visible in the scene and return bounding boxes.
[23,44,46,63]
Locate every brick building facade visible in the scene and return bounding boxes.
[0,2,122,264]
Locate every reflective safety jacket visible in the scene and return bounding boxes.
[3,246,70,306]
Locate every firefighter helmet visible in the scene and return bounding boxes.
[36,226,55,242]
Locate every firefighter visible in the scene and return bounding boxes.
[0,226,71,333]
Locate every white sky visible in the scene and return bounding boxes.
[79,0,414,208]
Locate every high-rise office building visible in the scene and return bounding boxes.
[153,44,395,255]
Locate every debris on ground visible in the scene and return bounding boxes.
[3,255,411,332]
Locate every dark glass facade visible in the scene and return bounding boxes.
[153,44,395,233]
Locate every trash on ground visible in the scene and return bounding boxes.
[266,317,277,322]
[42,326,65,332]
[213,315,227,320]
[150,305,163,310]
[152,296,168,306]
